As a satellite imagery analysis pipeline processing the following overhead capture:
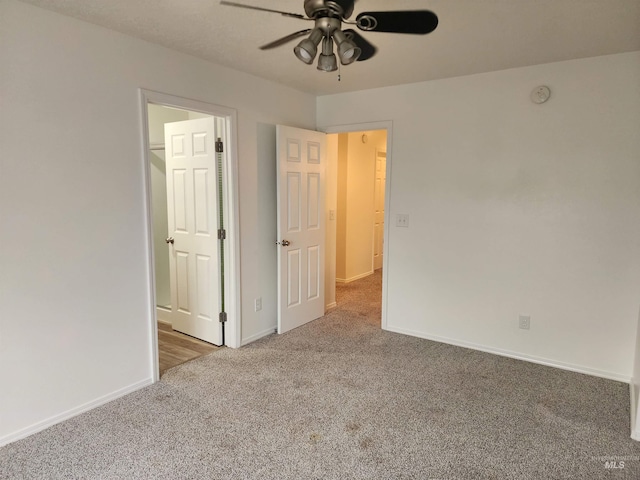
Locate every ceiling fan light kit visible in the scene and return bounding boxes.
[221,0,438,73]
[294,28,323,64]
[333,29,360,65]
[317,37,339,72]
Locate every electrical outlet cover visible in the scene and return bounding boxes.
[396,214,409,228]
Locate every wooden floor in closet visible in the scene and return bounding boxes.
[158,322,219,376]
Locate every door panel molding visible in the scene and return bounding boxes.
[277,125,326,334]
[165,117,221,345]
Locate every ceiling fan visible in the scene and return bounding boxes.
[220,0,438,72]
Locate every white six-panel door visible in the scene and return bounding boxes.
[277,125,326,334]
[164,117,222,345]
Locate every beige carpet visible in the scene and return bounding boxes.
[1,271,639,479]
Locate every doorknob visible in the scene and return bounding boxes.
[166,237,174,245]
[276,240,291,247]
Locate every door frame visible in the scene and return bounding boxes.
[139,89,242,382]
[319,121,393,330]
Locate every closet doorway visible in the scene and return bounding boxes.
[141,90,241,380]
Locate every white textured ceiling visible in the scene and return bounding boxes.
[19,0,640,95]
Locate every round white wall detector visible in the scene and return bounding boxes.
[531,85,551,104]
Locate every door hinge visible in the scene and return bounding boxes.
[218,229,226,240]
[219,311,227,324]
[215,138,224,153]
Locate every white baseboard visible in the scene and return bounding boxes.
[0,377,154,447]
[325,302,337,311]
[156,307,171,324]
[336,271,373,284]
[631,384,640,441]
[241,327,276,346]
[384,324,631,384]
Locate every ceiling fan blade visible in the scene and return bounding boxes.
[343,29,377,61]
[260,30,313,50]
[355,10,438,35]
[220,1,309,20]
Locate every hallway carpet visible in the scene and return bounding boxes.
[1,272,638,479]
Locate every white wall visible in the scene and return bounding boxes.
[149,147,171,307]
[324,134,338,309]
[318,52,640,381]
[0,0,315,444]
[335,134,349,281]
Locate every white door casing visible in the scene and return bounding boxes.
[277,125,326,334]
[374,150,386,270]
[165,117,222,345]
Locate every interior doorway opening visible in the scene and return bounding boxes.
[141,89,241,381]
[326,129,388,321]
[147,104,223,374]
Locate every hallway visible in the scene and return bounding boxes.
[334,270,382,327]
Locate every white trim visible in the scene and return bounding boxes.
[0,378,153,447]
[156,307,171,324]
[385,324,632,383]
[241,327,276,346]
[220,110,242,349]
[325,301,337,311]
[318,121,393,331]
[336,271,374,284]
[139,89,243,383]
[139,91,160,382]
[631,384,640,441]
